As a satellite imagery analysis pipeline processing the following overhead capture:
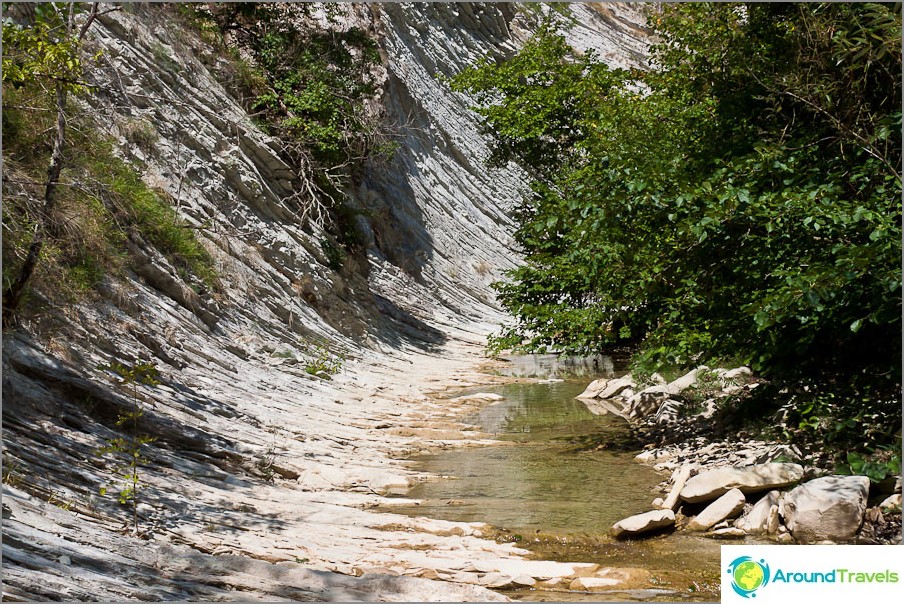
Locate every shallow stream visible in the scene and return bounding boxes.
[385,356,723,601]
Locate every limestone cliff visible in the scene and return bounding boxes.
[2,4,648,600]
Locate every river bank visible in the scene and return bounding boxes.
[5,336,700,601]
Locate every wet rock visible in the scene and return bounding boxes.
[735,490,781,534]
[610,509,675,539]
[680,463,804,504]
[686,488,745,531]
[782,475,869,543]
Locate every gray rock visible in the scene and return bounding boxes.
[735,490,781,534]
[686,488,746,531]
[680,463,804,504]
[610,509,675,539]
[782,475,870,543]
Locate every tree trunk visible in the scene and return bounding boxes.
[2,82,68,326]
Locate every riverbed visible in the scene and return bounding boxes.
[382,358,723,601]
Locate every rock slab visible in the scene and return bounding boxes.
[686,488,746,531]
[680,463,804,504]
[610,509,675,539]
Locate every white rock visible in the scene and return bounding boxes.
[661,464,693,511]
[722,366,752,380]
[680,463,804,504]
[782,475,870,543]
[710,527,746,539]
[686,489,746,531]
[879,493,902,511]
[665,366,707,395]
[511,575,536,587]
[576,375,634,400]
[451,393,505,402]
[610,509,675,539]
[766,504,780,535]
[735,490,781,534]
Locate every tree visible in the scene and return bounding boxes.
[454,3,901,394]
[2,2,103,325]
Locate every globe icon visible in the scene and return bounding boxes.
[734,560,765,592]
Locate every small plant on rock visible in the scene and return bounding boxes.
[96,359,159,536]
[303,344,343,380]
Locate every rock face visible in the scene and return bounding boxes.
[782,476,870,543]
[680,463,804,504]
[686,488,746,531]
[610,510,676,539]
[2,3,655,601]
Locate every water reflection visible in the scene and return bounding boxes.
[495,354,617,378]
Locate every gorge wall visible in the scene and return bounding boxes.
[2,3,649,600]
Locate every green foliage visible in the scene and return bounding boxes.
[178,3,391,240]
[303,344,344,380]
[839,447,902,484]
[2,4,89,95]
[454,4,901,397]
[2,81,218,304]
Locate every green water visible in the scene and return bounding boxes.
[401,380,662,533]
[385,372,723,601]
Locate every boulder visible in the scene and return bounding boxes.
[665,366,707,395]
[734,490,781,534]
[610,509,675,539]
[686,488,746,531]
[680,463,804,504]
[576,375,634,400]
[624,385,671,419]
[782,475,870,543]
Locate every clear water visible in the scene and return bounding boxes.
[400,380,662,533]
[383,364,723,601]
